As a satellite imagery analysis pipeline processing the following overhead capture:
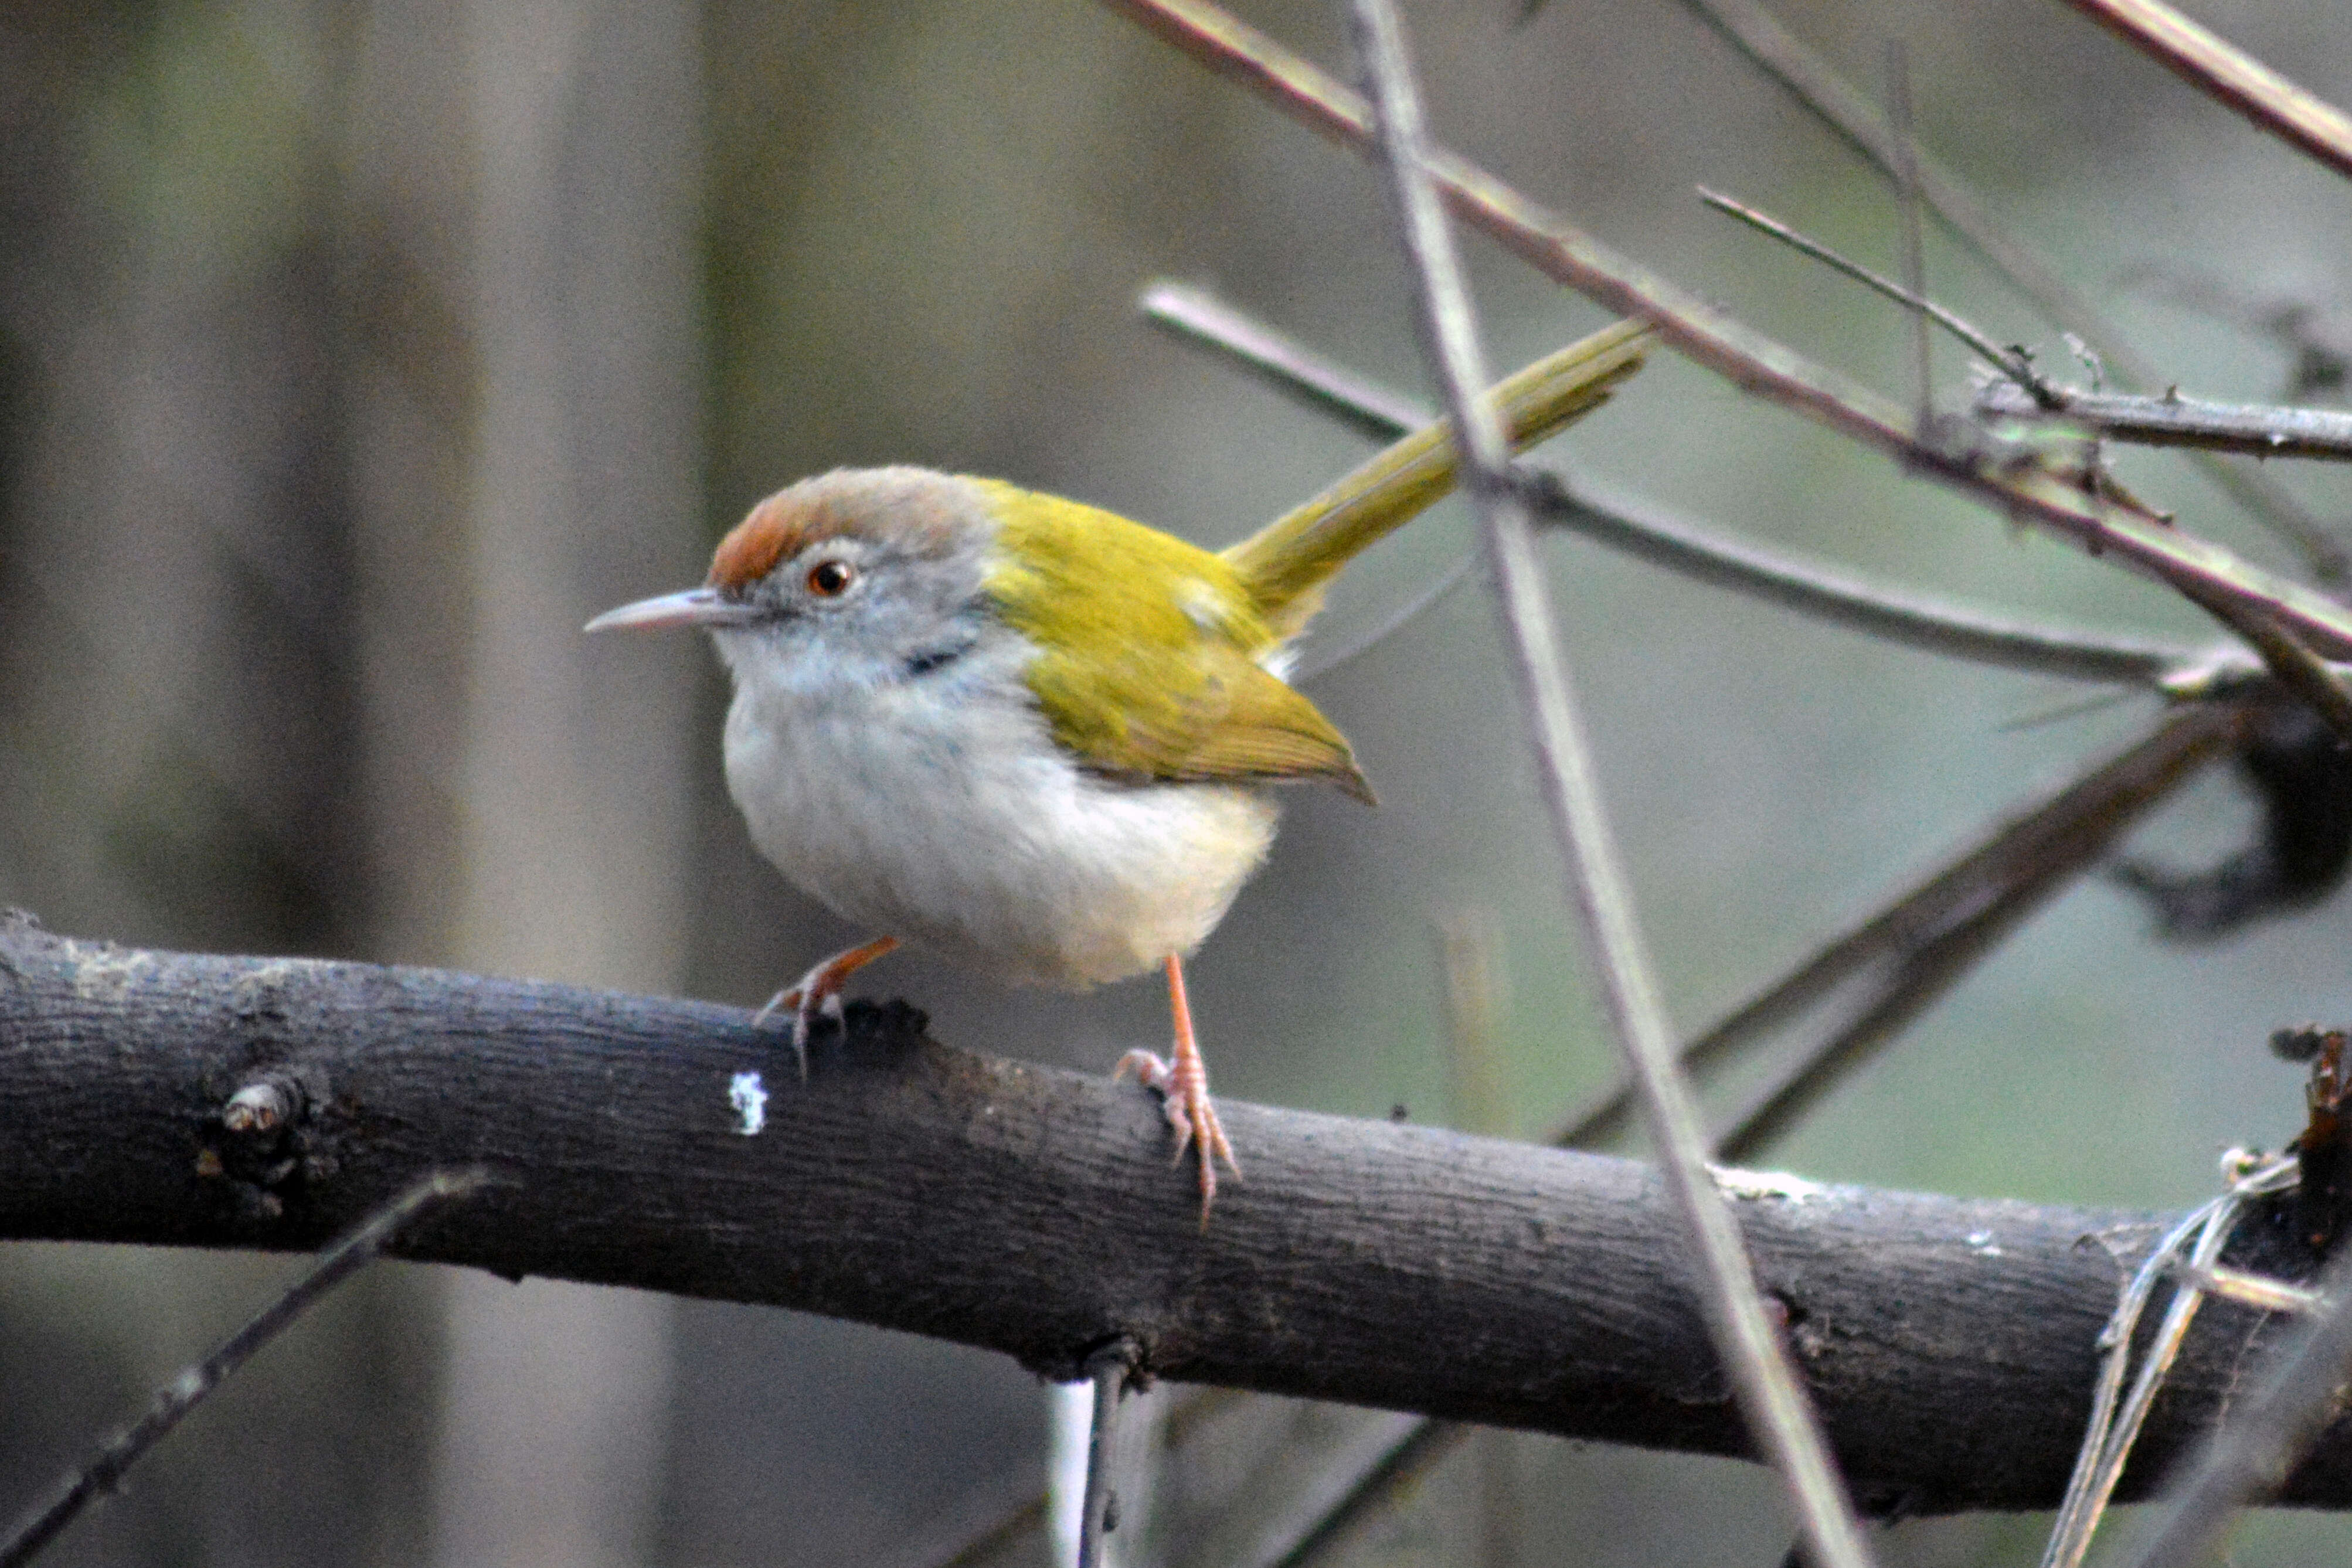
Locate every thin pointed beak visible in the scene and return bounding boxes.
[583,587,763,634]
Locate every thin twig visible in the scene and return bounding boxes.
[1673,0,2352,583]
[1140,279,1429,439]
[2043,1154,2303,1568]
[1292,554,1476,685]
[1567,703,2242,1152]
[1100,0,2352,686]
[0,1169,487,1568]
[1137,283,2205,686]
[1882,42,1933,436]
[2121,1230,2352,1568]
[1225,708,2237,1565]
[925,1494,1049,1568]
[1077,1354,1124,1568]
[1246,1416,1464,1568]
[2042,1195,2236,1568]
[1343,5,1875,1568]
[1976,380,2352,462]
[1698,188,2048,399]
[2059,0,2352,184]
[1076,1342,1135,1568]
[2181,1262,2329,1318]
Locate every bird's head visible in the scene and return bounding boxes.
[586,467,997,691]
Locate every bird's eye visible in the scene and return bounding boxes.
[806,559,856,597]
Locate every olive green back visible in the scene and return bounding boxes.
[978,479,1374,800]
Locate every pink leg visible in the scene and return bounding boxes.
[1116,954,1239,1223]
[755,936,901,1077]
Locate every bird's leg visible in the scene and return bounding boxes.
[1116,954,1239,1220]
[755,936,901,1078]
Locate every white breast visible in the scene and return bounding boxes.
[718,631,1277,989]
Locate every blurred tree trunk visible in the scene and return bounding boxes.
[341,0,708,1563]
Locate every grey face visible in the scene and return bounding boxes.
[711,527,997,697]
[585,468,1004,697]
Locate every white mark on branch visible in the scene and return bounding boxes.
[1715,1168,1830,1203]
[60,940,154,1002]
[1967,1230,2006,1257]
[729,1072,768,1137]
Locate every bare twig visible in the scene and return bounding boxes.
[2181,1262,2329,1318]
[1569,702,2242,1152]
[1697,188,2051,401]
[1076,1342,1136,1568]
[1292,553,1476,685]
[1245,1416,1461,1568]
[1674,0,2351,583]
[2042,1191,2240,1568]
[926,1495,1048,1568]
[0,1169,486,1568]
[1100,0,2352,686]
[1140,279,1429,439]
[1137,283,2206,686]
[2122,1234,2352,1568]
[1212,706,2238,1568]
[1343,5,1874,1567]
[1882,42,1933,435]
[2043,1155,2303,1568]
[2060,0,2352,183]
[1977,379,2352,462]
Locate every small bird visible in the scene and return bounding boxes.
[587,318,1650,1214]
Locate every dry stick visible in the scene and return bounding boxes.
[2047,1150,2309,1568]
[929,1496,1048,1568]
[1075,1343,1134,1568]
[1578,700,2239,1150]
[1673,0,2350,584]
[1136,283,2233,1563]
[1976,380,2352,462]
[1247,705,2244,1568]
[2120,1225,2352,1567]
[1882,41,1933,437]
[2187,1264,2328,1318]
[0,1169,485,1568]
[1140,279,1429,438]
[2059,0,2352,185]
[1696,189,2051,401]
[1099,1,2352,688]
[1138,281,2207,688]
[2042,1188,2254,1568]
[1341,6,1876,1568]
[1001,707,2241,1568]
[2177,585,2352,744]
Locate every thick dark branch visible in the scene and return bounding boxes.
[0,912,2343,1515]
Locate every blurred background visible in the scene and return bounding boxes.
[4,0,2352,1563]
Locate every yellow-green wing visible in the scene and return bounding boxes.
[978,480,1374,803]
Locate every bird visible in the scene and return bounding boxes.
[586,317,1650,1216]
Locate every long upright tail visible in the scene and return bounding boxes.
[1219,316,1653,639]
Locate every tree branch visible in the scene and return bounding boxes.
[1,911,2346,1515]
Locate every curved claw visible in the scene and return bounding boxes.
[754,936,901,1077]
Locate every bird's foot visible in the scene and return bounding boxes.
[754,936,900,1077]
[1116,1043,1238,1225]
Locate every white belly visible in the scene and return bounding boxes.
[719,642,1278,989]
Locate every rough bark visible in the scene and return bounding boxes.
[0,911,2339,1515]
